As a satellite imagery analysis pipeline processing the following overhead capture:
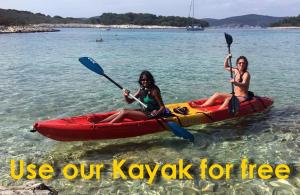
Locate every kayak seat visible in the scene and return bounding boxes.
[239,91,255,103]
[87,115,102,124]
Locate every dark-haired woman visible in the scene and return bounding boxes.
[194,54,251,110]
[100,71,168,123]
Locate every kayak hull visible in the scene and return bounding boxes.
[33,96,273,141]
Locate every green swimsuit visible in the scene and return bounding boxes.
[139,87,160,113]
[139,87,172,118]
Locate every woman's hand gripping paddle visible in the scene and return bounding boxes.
[224,33,240,115]
[79,57,194,142]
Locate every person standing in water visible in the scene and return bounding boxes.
[194,54,251,109]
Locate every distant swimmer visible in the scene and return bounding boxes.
[96,38,103,42]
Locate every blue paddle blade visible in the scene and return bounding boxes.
[167,121,194,142]
[79,57,104,75]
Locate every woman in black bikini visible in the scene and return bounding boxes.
[100,71,169,123]
[195,54,251,110]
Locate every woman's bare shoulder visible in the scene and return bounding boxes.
[151,86,161,95]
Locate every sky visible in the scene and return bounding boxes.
[1,0,299,19]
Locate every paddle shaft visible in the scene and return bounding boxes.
[224,33,240,114]
[227,46,235,95]
[102,73,148,109]
[102,73,123,90]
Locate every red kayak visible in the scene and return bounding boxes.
[33,96,273,141]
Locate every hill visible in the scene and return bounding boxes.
[3,8,296,28]
[0,8,84,26]
[0,9,208,27]
[204,14,284,27]
[271,15,300,27]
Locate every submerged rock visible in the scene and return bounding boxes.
[0,182,57,195]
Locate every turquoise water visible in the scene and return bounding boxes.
[0,28,300,194]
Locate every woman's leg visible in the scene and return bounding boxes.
[99,112,121,123]
[218,96,248,110]
[110,109,147,123]
[218,97,231,110]
[200,92,231,107]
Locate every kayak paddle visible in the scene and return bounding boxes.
[224,33,240,115]
[79,57,194,142]
[166,121,194,142]
[79,57,147,108]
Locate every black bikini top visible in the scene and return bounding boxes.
[235,71,247,82]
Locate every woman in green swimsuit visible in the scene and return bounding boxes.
[100,71,168,123]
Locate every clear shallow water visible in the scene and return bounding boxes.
[0,28,300,194]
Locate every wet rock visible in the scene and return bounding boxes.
[0,182,57,195]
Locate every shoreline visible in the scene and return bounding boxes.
[270,26,300,29]
[37,23,184,29]
[0,25,60,33]
[1,23,300,34]
[37,23,186,30]
[0,23,184,33]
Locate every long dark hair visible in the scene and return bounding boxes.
[236,56,248,71]
[138,70,155,88]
